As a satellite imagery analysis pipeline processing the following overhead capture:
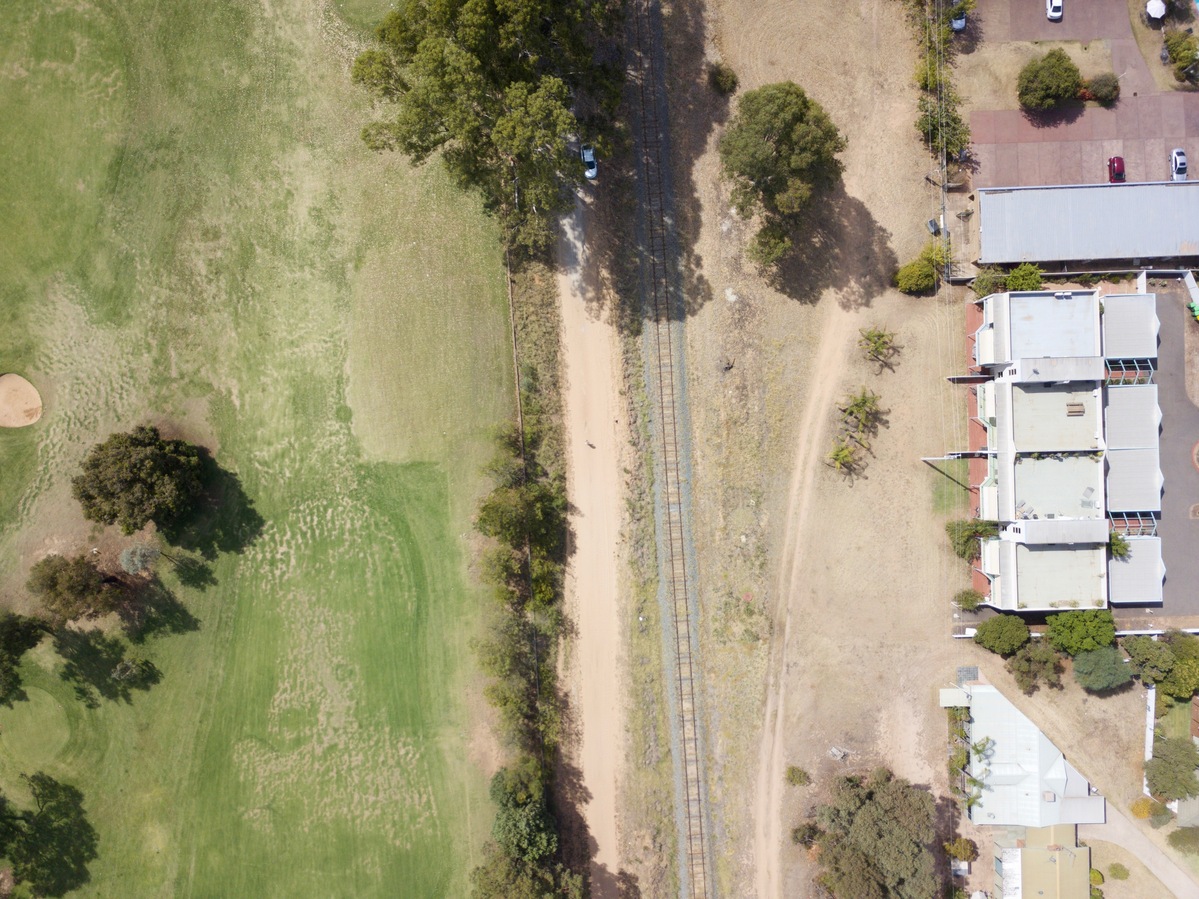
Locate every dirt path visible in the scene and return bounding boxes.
[557,194,628,897]
[752,304,857,899]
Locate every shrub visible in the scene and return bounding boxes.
[954,589,984,611]
[1007,641,1063,694]
[27,555,115,622]
[1086,73,1120,106]
[974,615,1031,657]
[1090,868,1104,886]
[1130,796,1153,818]
[896,255,937,295]
[971,267,1008,297]
[1146,737,1199,800]
[915,91,971,159]
[1045,610,1116,656]
[1158,656,1199,700]
[708,62,739,95]
[792,821,822,846]
[1168,826,1199,854]
[944,837,979,862]
[1165,30,1199,82]
[1107,863,1129,881]
[785,766,811,787]
[1004,263,1043,291]
[1018,48,1083,110]
[1108,532,1130,559]
[1150,800,1174,828]
[1073,646,1132,693]
[946,519,998,561]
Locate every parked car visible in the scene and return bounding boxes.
[1172,148,1188,181]
[580,144,598,181]
[1046,0,1063,19]
[1107,156,1126,183]
[950,4,967,31]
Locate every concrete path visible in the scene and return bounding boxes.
[1081,807,1199,898]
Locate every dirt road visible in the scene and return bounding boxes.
[557,194,628,897]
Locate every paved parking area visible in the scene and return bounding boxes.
[968,0,1199,187]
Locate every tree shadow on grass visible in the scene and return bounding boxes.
[52,629,160,708]
[159,450,264,561]
[120,576,200,644]
[11,774,98,897]
[770,186,899,309]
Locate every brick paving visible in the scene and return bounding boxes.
[969,0,1199,187]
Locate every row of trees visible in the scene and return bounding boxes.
[351,0,623,250]
[469,401,580,894]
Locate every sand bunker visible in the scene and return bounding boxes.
[0,374,43,428]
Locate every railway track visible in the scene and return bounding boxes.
[628,0,713,895]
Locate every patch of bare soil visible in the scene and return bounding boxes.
[956,40,1114,112]
[0,374,42,428]
[1091,838,1177,899]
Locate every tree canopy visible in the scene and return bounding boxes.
[973,614,1030,657]
[1045,610,1116,656]
[718,82,846,266]
[0,616,47,707]
[1072,646,1132,693]
[1146,737,1199,801]
[71,426,203,535]
[351,0,621,250]
[1006,641,1062,694]
[26,555,116,623]
[1123,635,1176,685]
[814,768,938,899]
[1017,48,1082,110]
[720,82,845,219]
[0,773,98,897]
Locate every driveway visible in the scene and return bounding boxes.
[968,0,1199,187]
[1080,805,1199,898]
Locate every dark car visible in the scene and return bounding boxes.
[1107,156,1125,183]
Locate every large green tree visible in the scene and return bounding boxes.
[973,615,1030,657]
[71,426,203,534]
[718,82,846,265]
[351,0,621,250]
[1123,635,1176,685]
[1017,48,1082,110]
[1045,610,1116,656]
[26,555,116,623]
[1146,737,1199,801]
[814,768,938,899]
[0,773,98,897]
[1072,646,1132,693]
[1006,641,1062,694]
[0,615,47,706]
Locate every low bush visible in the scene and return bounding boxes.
[785,766,811,787]
[1107,863,1129,881]
[971,267,1007,297]
[1168,826,1199,854]
[954,588,984,611]
[1150,800,1174,828]
[792,821,822,846]
[1130,796,1153,819]
[973,615,1031,657]
[1004,262,1043,291]
[708,62,739,95]
[1090,869,1104,886]
[895,254,937,295]
[1165,30,1199,82]
[946,519,997,561]
[1086,73,1120,106]
[944,837,978,862]
[747,221,792,269]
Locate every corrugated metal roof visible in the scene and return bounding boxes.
[1106,447,1163,512]
[979,182,1199,264]
[1104,384,1161,449]
[1108,536,1165,605]
[1102,294,1160,360]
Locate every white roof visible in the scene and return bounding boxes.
[1104,384,1161,449]
[1106,447,1163,512]
[1102,294,1160,360]
[966,684,1106,827]
[1017,518,1110,545]
[979,182,1199,264]
[1006,293,1101,360]
[983,540,1107,611]
[1108,536,1166,605]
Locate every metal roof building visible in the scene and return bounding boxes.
[978,182,1199,264]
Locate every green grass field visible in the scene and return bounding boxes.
[0,1,512,895]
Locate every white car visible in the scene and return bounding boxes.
[1046,0,1063,19]
[580,144,598,181]
[1172,148,1188,181]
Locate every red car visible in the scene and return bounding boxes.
[1108,156,1126,183]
